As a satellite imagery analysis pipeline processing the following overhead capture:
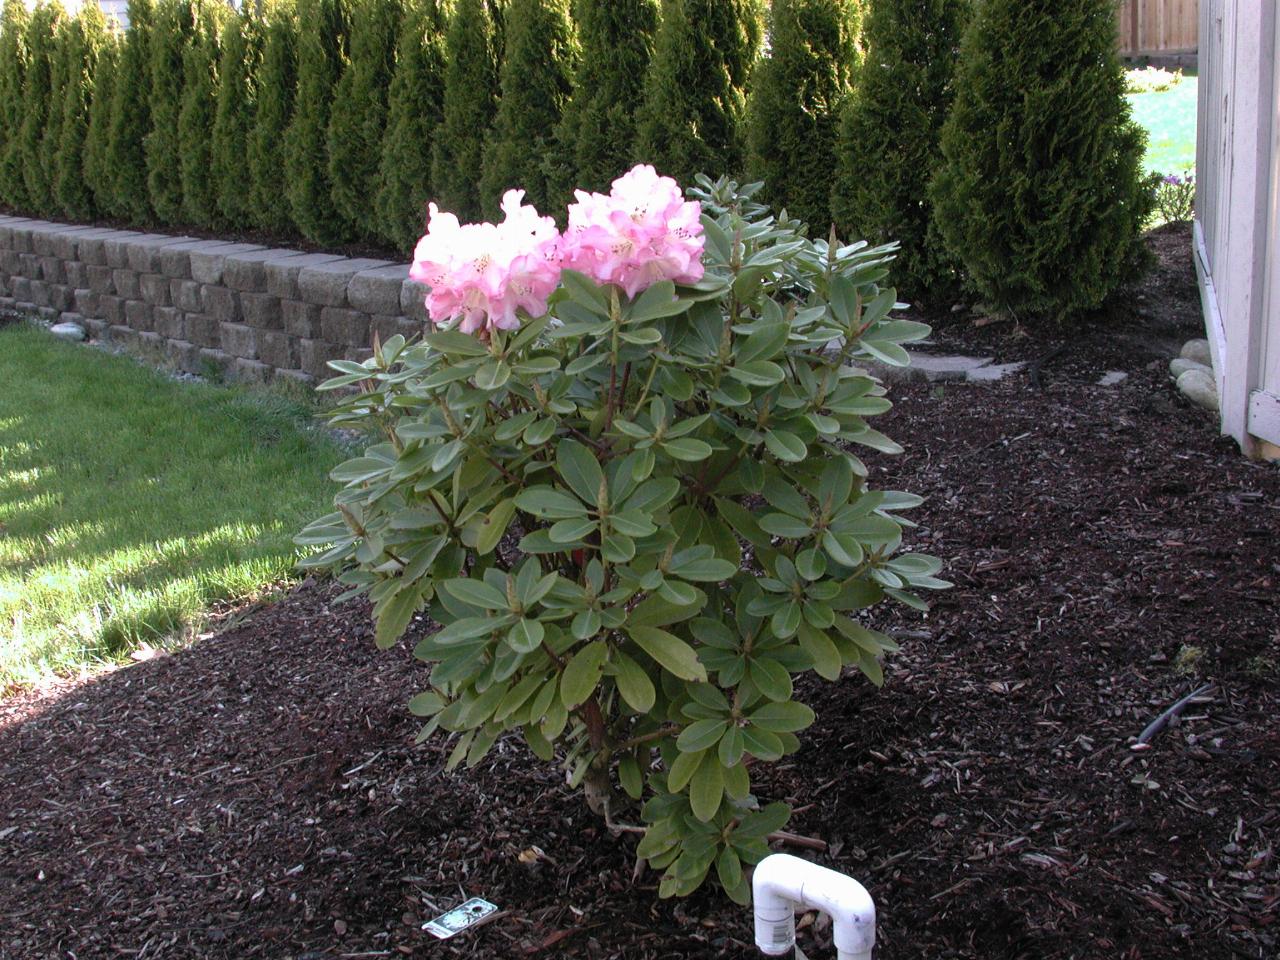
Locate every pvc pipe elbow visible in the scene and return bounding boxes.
[753,853,876,959]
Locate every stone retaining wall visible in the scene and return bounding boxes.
[0,216,428,386]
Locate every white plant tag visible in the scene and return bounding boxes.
[423,897,500,939]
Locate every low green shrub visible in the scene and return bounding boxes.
[300,170,944,903]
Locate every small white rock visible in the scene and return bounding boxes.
[1169,357,1211,379]
[1176,368,1219,412]
[1180,338,1212,366]
[1097,370,1128,387]
[50,322,87,342]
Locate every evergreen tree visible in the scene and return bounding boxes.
[327,0,401,239]
[18,2,66,217]
[831,0,967,305]
[107,0,156,223]
[551,0,657,202]
[177,3,226,226]
[0,0,30,208]
[478,0,575,217]
[248,1,298,234]
[431,0,501,221]
[212,7,263,229]
[37,4,72,216]
[930,0,1155,320]
[747,0,858,229]
[54,2,110,220]
[83,27,119,215]
[284,0,351,244]
[146,0,196,223]
[635,0,764,187]
[374,0,449,250]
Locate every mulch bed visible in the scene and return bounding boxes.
[2,224,1277,960]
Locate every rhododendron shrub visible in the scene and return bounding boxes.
[300,168,945,903]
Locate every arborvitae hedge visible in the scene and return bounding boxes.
[552,0,658,202]
[18,2,65,218]
[54,3,109,221]
[248,1,297,234]
[212,8,262,229]
[431,0,501,221]
[82,27,118,215]
[636,0,764,187]
[931,0,1154,320]
[831,0,966,305]
[374,0,449,250]
[37,4,71,217]
[747,0,858,230]
[147,0,196,224]
[328,0,402,240]
[177,4,225,226]
[285,0,351,244]
[479,0,576,217]
[0,0,30,208]
[108,0,156,223]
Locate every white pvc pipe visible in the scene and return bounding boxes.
[752,853,876,960]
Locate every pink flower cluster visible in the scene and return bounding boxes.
[562,165,705,300]
[409,189,562,335]
[410,166,705,335]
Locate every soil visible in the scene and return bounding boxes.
[2,223,1277,960]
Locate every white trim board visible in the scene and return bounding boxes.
[1248,390,1280,444]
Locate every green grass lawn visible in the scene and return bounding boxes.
[0,322,345,690]
[1127,72,1198,176]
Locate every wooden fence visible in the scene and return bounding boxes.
[1117,0,1199,56]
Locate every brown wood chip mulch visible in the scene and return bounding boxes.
[2,224,1277,960]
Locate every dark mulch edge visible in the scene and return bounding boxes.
[2,224,1278,960]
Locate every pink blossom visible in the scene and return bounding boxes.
[409,190,562,335]
[562,164,705,299]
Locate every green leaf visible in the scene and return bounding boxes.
[549,517,597,543]
[822,530,865,567]
[556,439,605,507]
[727,360,785,387]
[798,624,842,681]
[628,626,707,682]
[764,430,806,462]
[475,498,516,555]
[524,418,557,446]
[716,845,743,893]
[560,641,608,708]
[441,577,509,611]
[737,322,790,364]
[628,281,689,322]
[602,532,636,563]
[688,753,724,821]
[423,330,489,355]
[506,618,545,654]
[613,652,656,712]
[749,656,793,701]
[749,700,815,733]
[669,556,737,583]
[759,513,813,539]
[667,747,705,793]
[473,360,511,390]
[375,583,422,649]
[677,719,729,753]
[662,437,713,462]
[514,486,588,519]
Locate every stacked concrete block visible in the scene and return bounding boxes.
[0,216,429,387]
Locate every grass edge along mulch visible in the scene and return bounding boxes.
[0,320,346,692]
